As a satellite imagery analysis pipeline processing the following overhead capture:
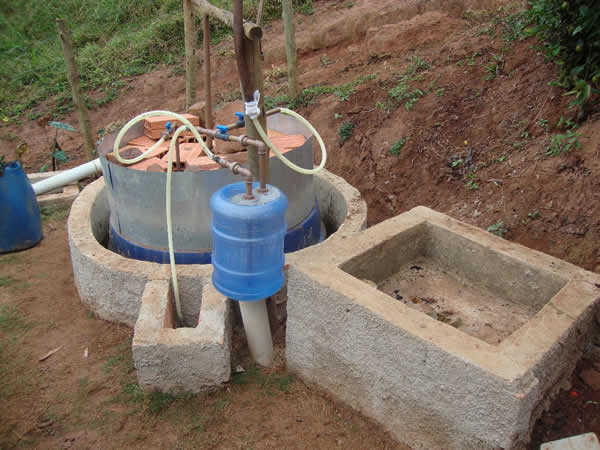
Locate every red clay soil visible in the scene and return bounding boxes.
[1,0,600,447]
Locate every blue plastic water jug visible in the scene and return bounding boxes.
[0,161,42,253]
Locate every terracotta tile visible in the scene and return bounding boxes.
[187,155,220,172]
[129,157,163,172]
[267,128,286,138]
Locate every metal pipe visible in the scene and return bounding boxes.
[243,176,254,200]
[257,145,267,192]
[213,155,252,178]
[195,126,264,149]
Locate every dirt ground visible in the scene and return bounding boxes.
[2,0,600,448]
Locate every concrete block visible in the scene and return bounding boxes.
[286,206,600,449]
[28,170,80,207]
[132,280,232,393]
[541,433,600,450]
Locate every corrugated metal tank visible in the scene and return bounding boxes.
[97,112,320,263]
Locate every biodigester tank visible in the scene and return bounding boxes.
[97,111,322,264]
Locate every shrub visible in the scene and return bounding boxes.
[527,0,599,114]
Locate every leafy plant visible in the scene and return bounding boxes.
[487,221,508,236]
[389,137,409,156]
[546,129,581,156]
[527,0,600,117]
[338,121,354,145]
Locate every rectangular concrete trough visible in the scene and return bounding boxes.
[286,206,600,449]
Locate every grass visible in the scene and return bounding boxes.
[0,0,312,121]
[377,55,432,112]
[389,137,409,156]
[338,121,354,145]
[487,221,508,237]
[279,74,376,109]
[0,304,35,409]
[40,204,71,222]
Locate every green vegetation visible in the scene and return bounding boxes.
[337,121,354,145]
[527,0,599,114]
[487,221,508,237]
[232,365,295,393]
[377,55,432,112]
[389,137,409,156]
[0,0,312,121]
[545,116,582,156]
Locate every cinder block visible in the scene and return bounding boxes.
[132,280,232,393]
[286,206,600,450]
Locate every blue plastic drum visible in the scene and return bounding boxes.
[0,161,42,253]
[211,182,287,301]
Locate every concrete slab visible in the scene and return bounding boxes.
[28,170,80,207]
[286,206,600,450]
[132,280,232,393]
[541,433,600,450]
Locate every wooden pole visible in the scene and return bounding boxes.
[56,19,95,160]
[203,14,213,149]
[256,0,266,27]
[282,0,298,100]
[183,0,197,110]
[232,0,266,181]
[192,0,262,40]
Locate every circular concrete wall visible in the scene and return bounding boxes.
[68,170,367,326]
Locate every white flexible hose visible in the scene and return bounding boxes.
[112,110,215,164]
[111,111,216,324]
[252,107,327,175]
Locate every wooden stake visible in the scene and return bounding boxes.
[183,0,198,110]
[56,19,95,160]
[282,0,298,100]
[256,0,266,27]
[233,0,267,181]
[203,14,214,149]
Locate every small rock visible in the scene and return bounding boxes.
[234,365,245,374]
[581,368,600,390]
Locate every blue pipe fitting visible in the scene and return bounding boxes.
[234,112,245,127]
[216,125,230,141]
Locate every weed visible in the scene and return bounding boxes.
[483,54,504,81]
[40,204,71,222]
[537,118,550,131]
[527,210,540,220]
[290,74,375,109]
[487,221,508,237]
[147,390,176,415]
[338,121,354,145]
[298,0,314,15]
[465,180,479,191]
[451,159,463,168]
[389,137,409,156]
[265,65,287,83]
[497,154,508,163]
[546,129,581,156]
[264,94,290,110]
[334,113,343,120]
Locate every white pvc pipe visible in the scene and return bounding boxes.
[238,299,274,367]
[32,158,103,195]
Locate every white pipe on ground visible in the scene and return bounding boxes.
[32,158,103,196]
[238,299,274,367]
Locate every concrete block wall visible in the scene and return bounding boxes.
[286,206,600,449]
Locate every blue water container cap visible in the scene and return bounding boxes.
[211,182,288,301]
[0,161,43,253]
